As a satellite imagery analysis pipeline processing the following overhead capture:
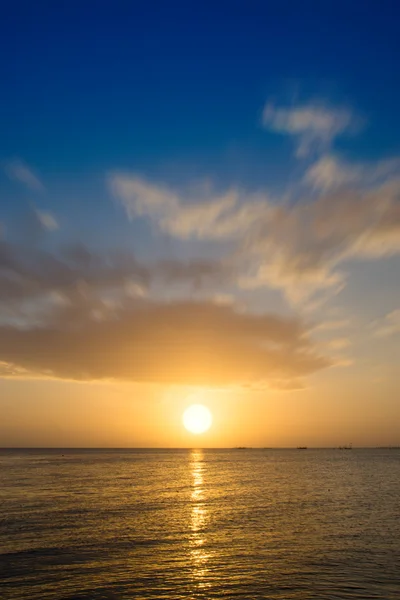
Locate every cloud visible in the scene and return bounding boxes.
[305,155,362,191]
[326,337,351,350]
[373,309,400,337]
[0,299,329,388]
[311,319,351,332]
[111,169,400,306]
[11,207,60,245]
[0,221,329,388]
[0,233,232,330]
[110,174,268,240]
[305,154,400,191]
[241,178,400,302]
[35,210,59,231]
[4,159,44,191]
[262,102,358,157]
[0,360,34,379]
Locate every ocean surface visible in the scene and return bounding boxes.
[1,448,399,599]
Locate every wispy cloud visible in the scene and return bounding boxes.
[111,168,400,306]
[0,360,33,379]
[110,174,268,240]
[326,337,351,350]
[262,101,359,157]
[373,309,400,337]
[305,154,400,191]
[239,178,400,303]
[35,210,59,231]
[311,319,352,332]
[4,159,44,191]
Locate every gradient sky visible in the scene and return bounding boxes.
[1,1,399,447]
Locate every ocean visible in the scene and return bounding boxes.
[1,448,399,599]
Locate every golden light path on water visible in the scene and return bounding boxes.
[190,449,212,592]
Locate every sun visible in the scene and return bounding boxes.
[182,404,212,434]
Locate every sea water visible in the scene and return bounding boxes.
[1,448,399,599]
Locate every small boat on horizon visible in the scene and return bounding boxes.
[338,443,353,450]
[297,446,307,450]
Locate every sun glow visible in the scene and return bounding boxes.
[183,404,213,435]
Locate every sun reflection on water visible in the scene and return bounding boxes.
[190,449,212,590]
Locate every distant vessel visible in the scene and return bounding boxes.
[235,446,250,450]
[297,446,307,450]
[338,443,353,450]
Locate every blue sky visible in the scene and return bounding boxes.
[0,1,399,445]
[2,1,400,170]
[1,1,399,251]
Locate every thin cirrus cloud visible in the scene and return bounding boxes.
[111,166,400,305]
[326,337,351,351]
[109,174,269,240]
[262,101,359,157]
[305,154,400,191]
[8,206,60,245]
[35,210,59,231]
[373,309,400,337]
[4,159,44,191]
[240,178,400,303]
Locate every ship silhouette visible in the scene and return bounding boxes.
[338,443,353,450]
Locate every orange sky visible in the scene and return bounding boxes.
[1,370,399,447]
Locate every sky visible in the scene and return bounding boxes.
[0,1,399,447]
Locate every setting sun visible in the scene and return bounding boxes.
[182,404,213,435]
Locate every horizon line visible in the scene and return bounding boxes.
[1,446,399,450]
